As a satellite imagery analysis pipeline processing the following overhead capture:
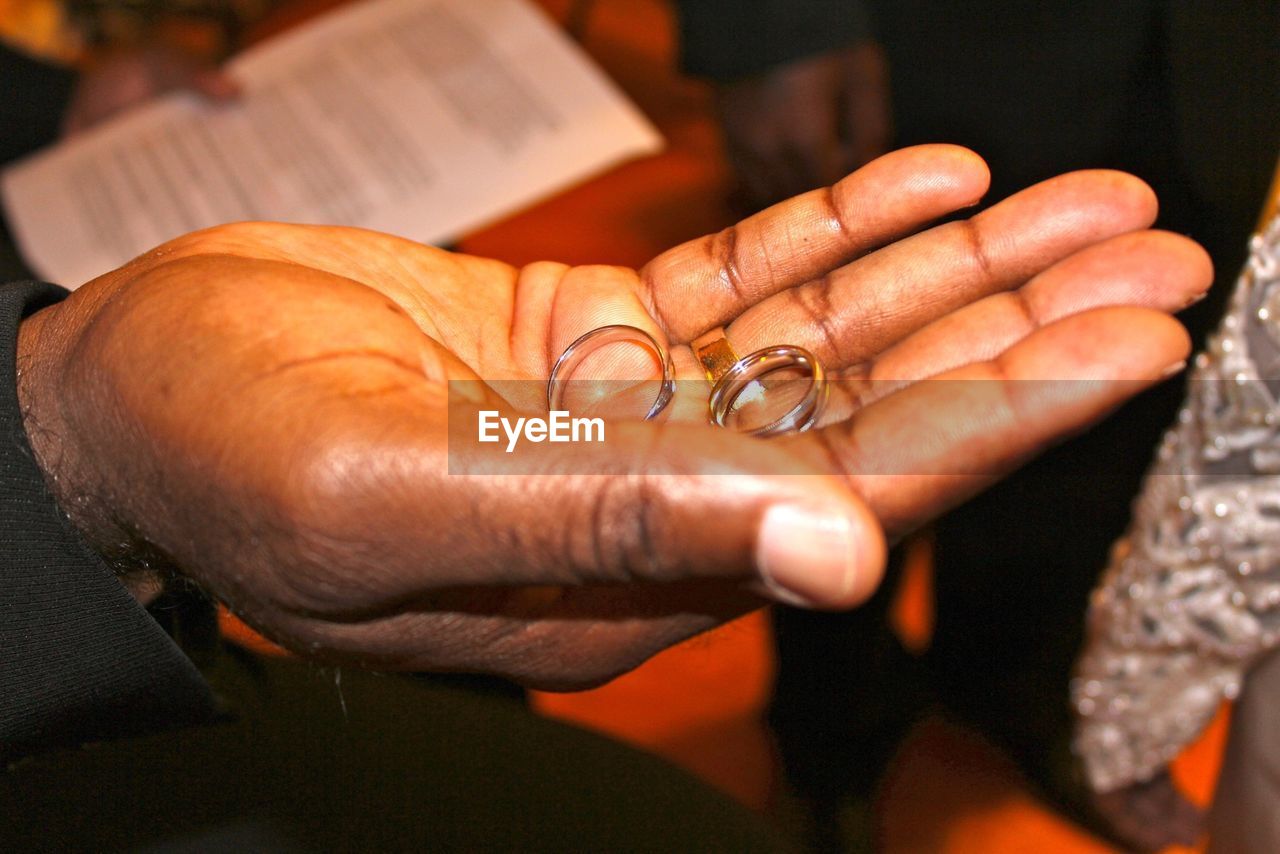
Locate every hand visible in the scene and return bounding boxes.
[715,42,891,212]
[62,45,239,135]
[16,146,1210,688]
[1089,769,1204,853]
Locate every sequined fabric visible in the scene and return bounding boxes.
[1073,213,1280,793]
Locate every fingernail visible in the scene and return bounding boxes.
[1159,360,1187,380]
[757,504,858,607]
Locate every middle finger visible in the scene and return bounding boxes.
[723,169,1159,369]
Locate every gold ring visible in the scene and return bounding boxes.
[691,327,828,437]
[691,327,741,385]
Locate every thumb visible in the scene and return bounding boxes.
[145,46,241,101]
[190,67,241,101]
[347,405,889,610]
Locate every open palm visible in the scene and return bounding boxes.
[19,145,1210,687]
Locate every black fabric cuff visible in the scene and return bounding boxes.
[674,0,874,82]
[1,282,217,763]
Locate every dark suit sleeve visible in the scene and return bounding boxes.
[672,0,873,81]
[1,281,216,762]
[0,41,76,166]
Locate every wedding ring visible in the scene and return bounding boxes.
[691,327,828,437]
[546,324,675,420]
[709,346,828,436]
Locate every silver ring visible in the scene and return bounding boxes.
[546,324,675,420]
[708,345,827,437]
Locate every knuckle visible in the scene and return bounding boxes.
[956,217,997,280]
[789,278,846,363]
[551,472,674,586]
[708,225,750,303]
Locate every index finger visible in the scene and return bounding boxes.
[638,144,990,342]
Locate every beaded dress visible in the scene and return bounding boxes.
[1074,212,1280,793]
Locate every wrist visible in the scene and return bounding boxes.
[16,303,166,602]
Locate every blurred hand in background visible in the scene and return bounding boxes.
[61,42,238,134]
[714,41,891,212]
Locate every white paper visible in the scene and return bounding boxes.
[1,0,663,287]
